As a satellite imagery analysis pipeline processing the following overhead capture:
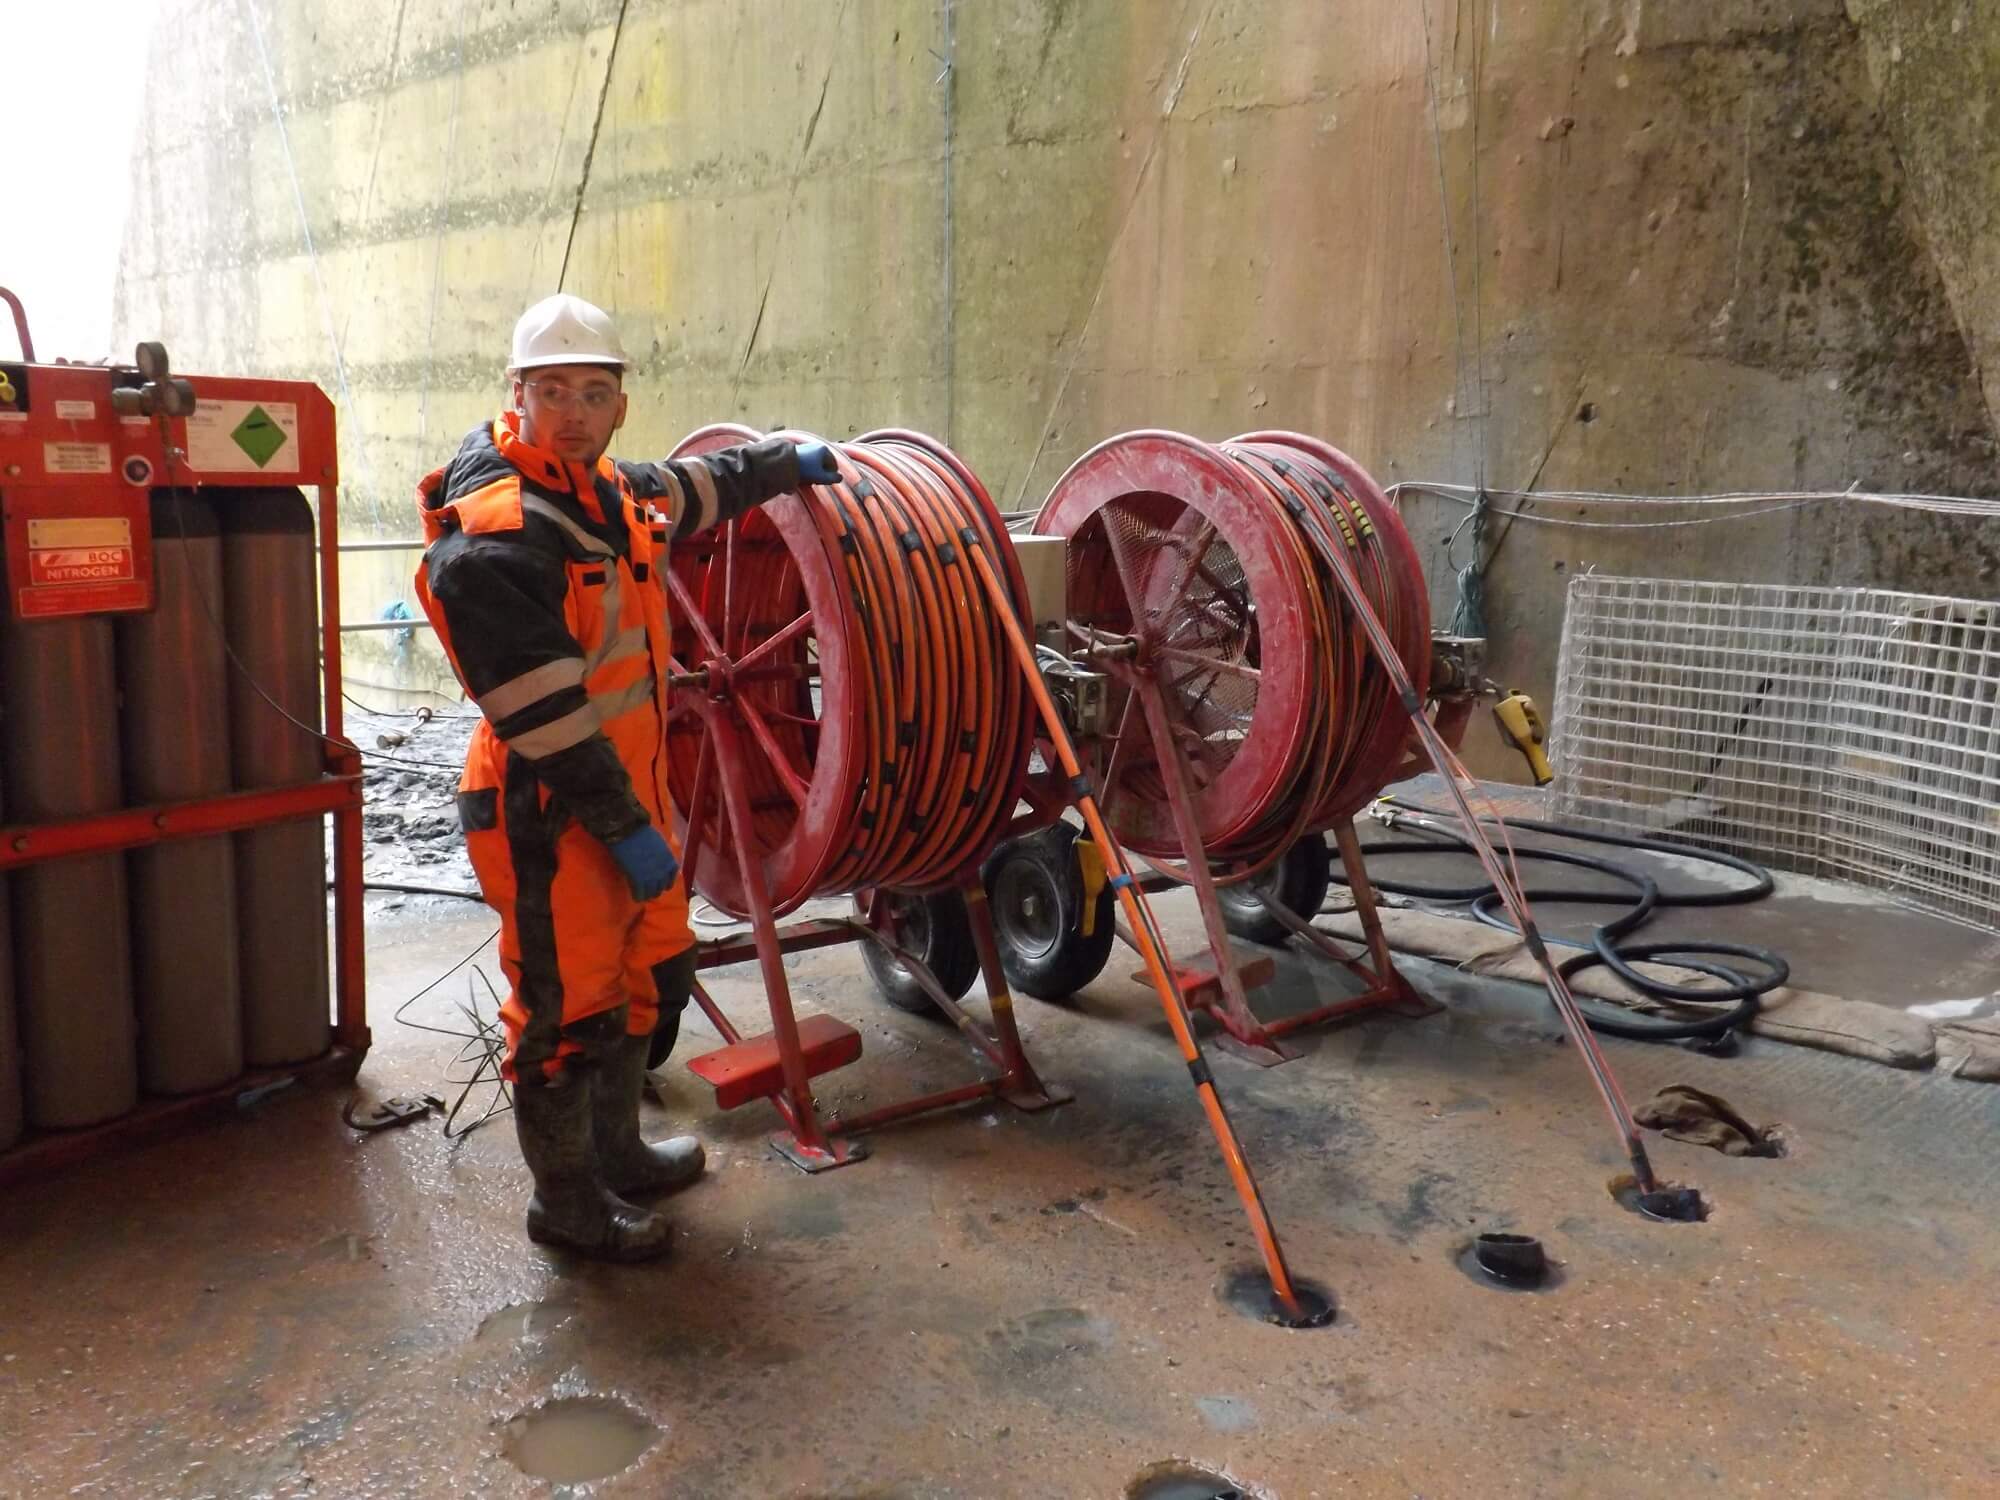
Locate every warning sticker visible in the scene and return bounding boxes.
[43,441,113,475]
[18,515,147,618]
[54,399,97,421]
[187,398,299,473]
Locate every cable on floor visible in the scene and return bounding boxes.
[1338,799,1789,1041]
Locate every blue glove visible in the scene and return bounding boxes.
[794,440,841,487]
[608,826,680,901]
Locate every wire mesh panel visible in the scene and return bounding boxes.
[1821,594,2000,926]
[1550,576,2000,931]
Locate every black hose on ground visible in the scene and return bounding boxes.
[1337,803,1788,1041]
[358,880,486,902]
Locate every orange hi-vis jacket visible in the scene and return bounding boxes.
[414,412,799,1083]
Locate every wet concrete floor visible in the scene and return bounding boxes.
[4,887,2000,1496]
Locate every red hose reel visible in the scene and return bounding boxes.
[659,425,1058,1171]
[663,426,1037,917]
[1035,429,1432,876]
[660,422,1658,1322]
[1028,429,1436,1061]
[659,420,1441,1146]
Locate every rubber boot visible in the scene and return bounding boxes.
[595,1030,706,1199]
[514,1075,674,1262]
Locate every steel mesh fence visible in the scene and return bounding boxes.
[1549,576,2000,931]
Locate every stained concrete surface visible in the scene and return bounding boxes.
[110,0,2000,752]
[6,887,2000,1496]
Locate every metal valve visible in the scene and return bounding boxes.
[1428,634,1488,697]
[1041,657,1109,741]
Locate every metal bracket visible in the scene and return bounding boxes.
[770,1132,869,1174]
[342,1092,444,1133]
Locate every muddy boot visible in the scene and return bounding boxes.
[514,1076,674,1262]
[595,1031,706,1199]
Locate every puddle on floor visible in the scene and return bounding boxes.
[476,1296,577,1345]
[500,1395,658,1484]
[1127,1460,1259,1499]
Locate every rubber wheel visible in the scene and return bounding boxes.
[862,890,980,1015]
[981,823,1116,1000]
[1217,835,1332,945]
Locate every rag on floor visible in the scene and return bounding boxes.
[1634,1084,1784,1157]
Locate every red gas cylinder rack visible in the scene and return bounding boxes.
[0,291,367,1182]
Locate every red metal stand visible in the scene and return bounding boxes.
[1062,654,1419,1067]
[676,689,1069,1172]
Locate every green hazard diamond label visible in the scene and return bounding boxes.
[231,405,287,468]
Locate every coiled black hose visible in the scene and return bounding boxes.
[1337,803,1789,1041]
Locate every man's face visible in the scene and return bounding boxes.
[512,364,628,466]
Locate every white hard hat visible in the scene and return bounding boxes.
[509,293,627,371]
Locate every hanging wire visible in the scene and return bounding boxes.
[1418,0,1486,492]
[1390,481,2000,527]
[1465,0,1490,496]
[1448,490,1489,636]
[1418,0,1496,638]
[558,0,635,290]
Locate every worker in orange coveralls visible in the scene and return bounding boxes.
[414,294,840,1261]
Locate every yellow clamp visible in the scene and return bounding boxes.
[1075,835,1107,938]
[1492,690,1554,786]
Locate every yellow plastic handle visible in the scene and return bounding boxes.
[1493,691,1555,786]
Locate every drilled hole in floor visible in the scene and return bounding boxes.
[1217,1266,1336,1328]
[1456,1233,1564,1292]
[1610,1174,1710,1223]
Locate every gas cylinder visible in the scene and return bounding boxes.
[0,599,139,1130]
[117,491,242,1094]
[218,489,329,1067]
[0,791,18,1151]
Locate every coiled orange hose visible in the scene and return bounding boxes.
[662,426,1036,917]
[1033,429,1432,880]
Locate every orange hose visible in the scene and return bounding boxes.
[663,427,1036,917]
[959,536,1312,1321]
